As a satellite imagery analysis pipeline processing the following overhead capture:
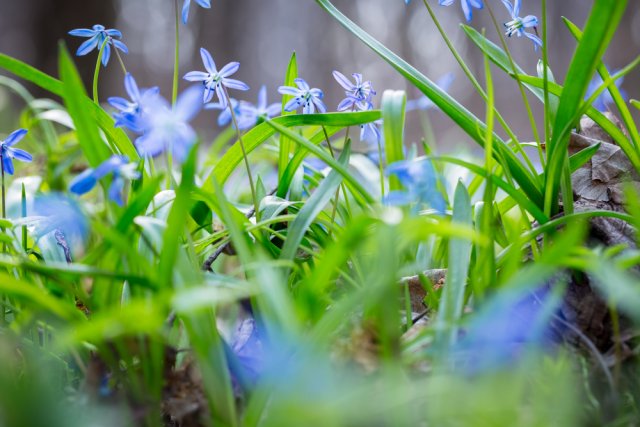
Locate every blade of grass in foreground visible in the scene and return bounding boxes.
[315,0,543,208]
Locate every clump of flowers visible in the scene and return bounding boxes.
[278,78,327,114]
[333,71,380,143]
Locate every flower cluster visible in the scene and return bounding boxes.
[333,71,380,144]
[278,78,327,114]
[69,25,128,66]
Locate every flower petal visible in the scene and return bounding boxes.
[4,128,28,146]
[2,156,14,175]
[112,39,129,54]
[183,71,209,82]
[223,78,249,91]
[218,61,240,78]
[69,169,97,195]
[200,48,217,74]
[8,148,32,163]
[332,70,354,91]
[182,0,191,24]
[76,35,99,56]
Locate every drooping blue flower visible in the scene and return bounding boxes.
[333,71,376,111]
[501,0,542,50]
[108,73,160,133]
[278,78,327,114]
[454,284,562,374]
[205,98,256,131]
[585,70,627,112]
[0,129,32,175]
[183,48,249,107]
[68,25,128,67]
[385,158,446,214]
[134,86,203,162]
[182,0,211,24]
[406,73,455,112]
[440,0,483,23]
[69,155,140,206]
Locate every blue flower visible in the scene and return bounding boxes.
[108,73,160,133]
[278,78,327,114]
[454,285,561,374]
[183,48,249,107]
[333,71,376,111]
[68,25,128,66]
[440,0,483,23]
[406,73,455,112]
[205,98,256,131]
[586,70,627,112]
[243,85,281,123]
[385,158,446,214]
[69,155,140,206]
[501,0,542,50]
[0,129,32,175]
[134,86,203,162]
[182,0,211,24]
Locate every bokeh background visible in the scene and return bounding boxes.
[0,0,638,151]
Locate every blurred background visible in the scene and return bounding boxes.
[0,0,638,152]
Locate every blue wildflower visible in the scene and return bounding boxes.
[454,285,561,374]
[278,78,327,114]
[183,48,249,107]
[205,98,256,131]
[501,0,542,50]
[134,86,202,162]
[108,73,160,133]
[406,73,455,112]
[333,71,376,111]
[68,24,128,66]
[243,85,281,123]
[385,158,446,214]
[69,155,140,206]
[586,70,627,112]
[440,0,483,23]
[182,0,211,24]
[0,129,32,175]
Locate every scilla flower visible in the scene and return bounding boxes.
[440,0,483,23]
[501,0,542,50]
[70,155,140,206]
[205,98,256,131]
[243,85,281,124]
[333,71,376,111]
[134,86,202,162]
[385,158,446,214]
[184,48,249,107]
[68,25,128,66]
[278,78,326,114]
[0,129,32,175]
[108,73,160,133]
[182,0,211,24]
[586,70,627,112]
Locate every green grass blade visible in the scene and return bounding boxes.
[315,0,543,207]
[545,0,628,215]
[382,90,406,192]
[279,52,298,180]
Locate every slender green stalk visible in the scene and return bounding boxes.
[419,0,537,176]
[92,39,109,104]
[172,0,180,106]
[322,126,344,231]
[541,0,551,156]
[113,46,128,75]
[223,87,260,218]
[485,2,545,169]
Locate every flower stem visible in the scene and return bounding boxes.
[92,39,109,104]
[321,126,344,231]
[172,0,180,106]
[223,87,260,218]
[113,47,128,76]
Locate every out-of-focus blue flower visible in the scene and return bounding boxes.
[501,0,542,50]
[333,71,376,111]
[243,85,281,123]
[0,129,32,175]
[69,155,140,206]
[406,73,455,112]
[182,0,211,24]
[68,25,128,67]
[184,48,249,107]
[586,70,627,112]
[205,98,256,131]
[108,73,160,133]
[25,194,89,252]
[134,86,202,162]
[385,158,446,214]
[440,0,483,23]
[454,285,561,374]
[278,78,327,114]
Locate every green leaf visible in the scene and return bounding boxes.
[279,52,298,180]
[279,142,349,263]
[0,51,138,160]
[381,90,406,192]
[545,0,628,215]
[315,0,543,207]
[436,180,472,348]
[59,43,112,167]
